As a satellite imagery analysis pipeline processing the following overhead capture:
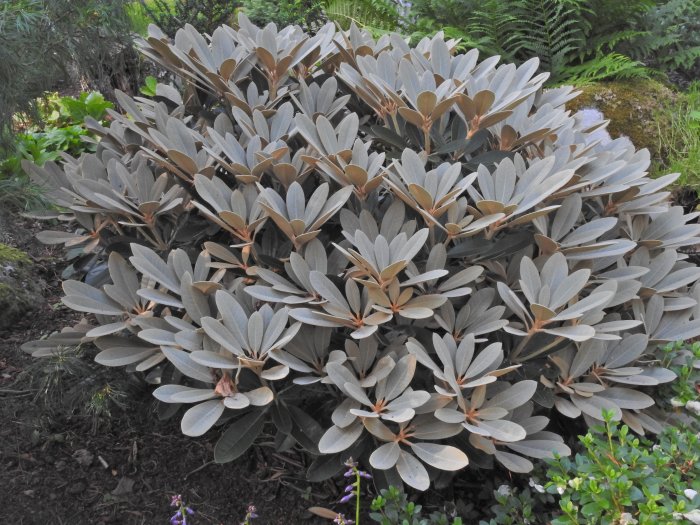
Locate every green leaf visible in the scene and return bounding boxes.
[306,453,345,482]
[370,441,401,470]
[288,406,324,454]
[396,451,430,491]
[181,399,225,436]
[409,442,468,471]
[214,409,267,463]
[95,346,158,367]
[162,347,214,383]
[318,421,364,454]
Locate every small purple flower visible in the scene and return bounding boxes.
[339,493,355,504]
[241,504,258,524]
[358,471,372,479]
[169,494,194,525]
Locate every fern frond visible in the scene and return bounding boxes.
[669,47,700,71]
[323,0,399,32]
[589,29,648,54]
[624,0,700,74]
[560,52,651,85]
[467,0,519,60]
[507,0,588,80]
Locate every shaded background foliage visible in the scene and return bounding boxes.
[0,0,138,147]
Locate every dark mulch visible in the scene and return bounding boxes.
[0,214,332,525]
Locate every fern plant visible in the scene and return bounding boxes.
[142,0,242,36]
[581,0,654,54]
[560,53,651,86]
[241,0,325,30]
[462,0,519,61]
[409,0,652,85]
[323,0,401,33]
[508,0,590,81]
[624,0,700,78]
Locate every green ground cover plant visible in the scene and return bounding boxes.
[0,91,113,210]
[21,13,700,494]
[547,417,700,525]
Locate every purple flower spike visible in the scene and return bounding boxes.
[339,493,355,504]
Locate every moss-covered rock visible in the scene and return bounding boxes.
[567,79,679,161]
[0,243,43,330]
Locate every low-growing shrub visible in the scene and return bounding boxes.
[360,419,700,524]
[370,486,464,525]
[22,14,700,490]
[546,415,700,525]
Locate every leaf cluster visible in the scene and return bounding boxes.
[21,14,700,491]
[141,0,242,37]
[241,0,325,31]
[370,486,464,525]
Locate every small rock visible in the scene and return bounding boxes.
[23,490,35,497]
[55,459,67,471]
[72,449,94,467]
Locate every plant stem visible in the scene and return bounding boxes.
[355,467,361,525]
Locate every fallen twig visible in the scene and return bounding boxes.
[184,460,214,480]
